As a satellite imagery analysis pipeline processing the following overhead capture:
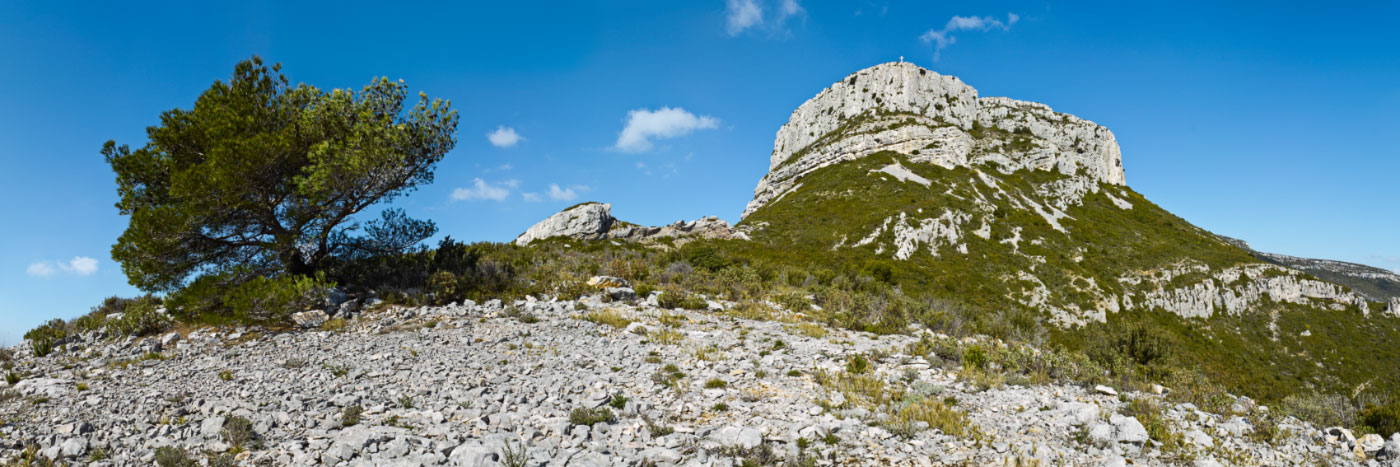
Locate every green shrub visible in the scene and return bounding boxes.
[1361,400,1400,436]
[427,270,461,303]
[221,415,257,448]
[24,319,66,357]
[6,371,20,386]
[104,297,170,337]
[962,345,987,371]
[1279,392,1356,428]
[569,407,616,426]
[609,394,628,409]
[154,446,197,467]
[704,378,728,389]
[341,405,363,427]
[657,287,707,310]
[223,273,335,324]
[845,354,871,374]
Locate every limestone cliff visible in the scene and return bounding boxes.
[744,62,1125,218]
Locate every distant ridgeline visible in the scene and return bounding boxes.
[517,62,1400,401]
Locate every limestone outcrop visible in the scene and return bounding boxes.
[514,202,615,246]
[515,202,747,246]
[744,61,1125,218]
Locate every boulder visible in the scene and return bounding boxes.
[711,426,763,449]
[606,287,637,301]
[292,310,329,328]
[13,378,73,399]
[1111,415,1148,445]
[587,276,631,289]
[514,202,615,246]
[1086,423,1114,446]
[1358,433,1384,453]
[58,437,87,458]
[1093,385,1117,396]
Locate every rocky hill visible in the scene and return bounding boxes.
[745,62,1124,219]
[516,62,1400,406]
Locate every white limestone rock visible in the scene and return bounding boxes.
[744,61,1126,218]
[514,202,615,246]
[515,202,748,246]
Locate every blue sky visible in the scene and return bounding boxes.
[1,0,1396,344]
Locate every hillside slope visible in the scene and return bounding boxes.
[731,62,1400,401]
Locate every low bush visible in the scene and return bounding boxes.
[1279,391,1356,429]
[342,405,363,427]
[223,273,335,325]
[104,297,170,337]
[1361,400,1400,436]
[154,445,197,467]
[569,407,616,426]
[222,415,258,449]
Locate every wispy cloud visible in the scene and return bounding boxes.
[27,256,99,277]
[486,126,523,148]
[522,192,542,202]
[548,184,590,201]
[451,178,518,201]
[615,107,719,153]
[919,13,1019,61]
[726,0,805,36]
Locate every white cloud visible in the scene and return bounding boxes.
[26,262,56,277]
[779,0,804,19]
[69,257,98,275]
[726,0,804,36]
[486,126,523,148]
[547,184,590,201]
[726,0,763,35]
[614,107,719,153]
[451,178,517,201]
[919,13,1019,61]
[522,192,542,202]
[26,256,99,277]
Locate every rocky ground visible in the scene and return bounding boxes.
[3,288,1398,466]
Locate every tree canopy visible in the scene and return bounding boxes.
[104,56,458,292]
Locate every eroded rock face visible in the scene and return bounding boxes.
[514,203,615,246]
[744,61,1126,218]
[514,203,747,246]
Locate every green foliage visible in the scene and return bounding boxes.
[154,446,197,467]
[5,371,20,386]
[221,415,258,449]
[173,272,334,325]
[845,354,871,374]
[103,56,456,292]
[23,319,66,357]
[1361,400,1400,437]
[609,394,628,409]
[1123,398,1183,449]
[961,345,987,371]
[341,405,363,427]
[569,407,616,426]
[104,296,171,337]
[704,378,728,389]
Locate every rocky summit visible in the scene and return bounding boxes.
[3,293,1396,465]
[744,62,1125,219]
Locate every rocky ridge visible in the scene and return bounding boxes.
[1219,236,1400,303]
[4,289,1397,466]
[744,62,1126,218]
[514,203,748,247]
